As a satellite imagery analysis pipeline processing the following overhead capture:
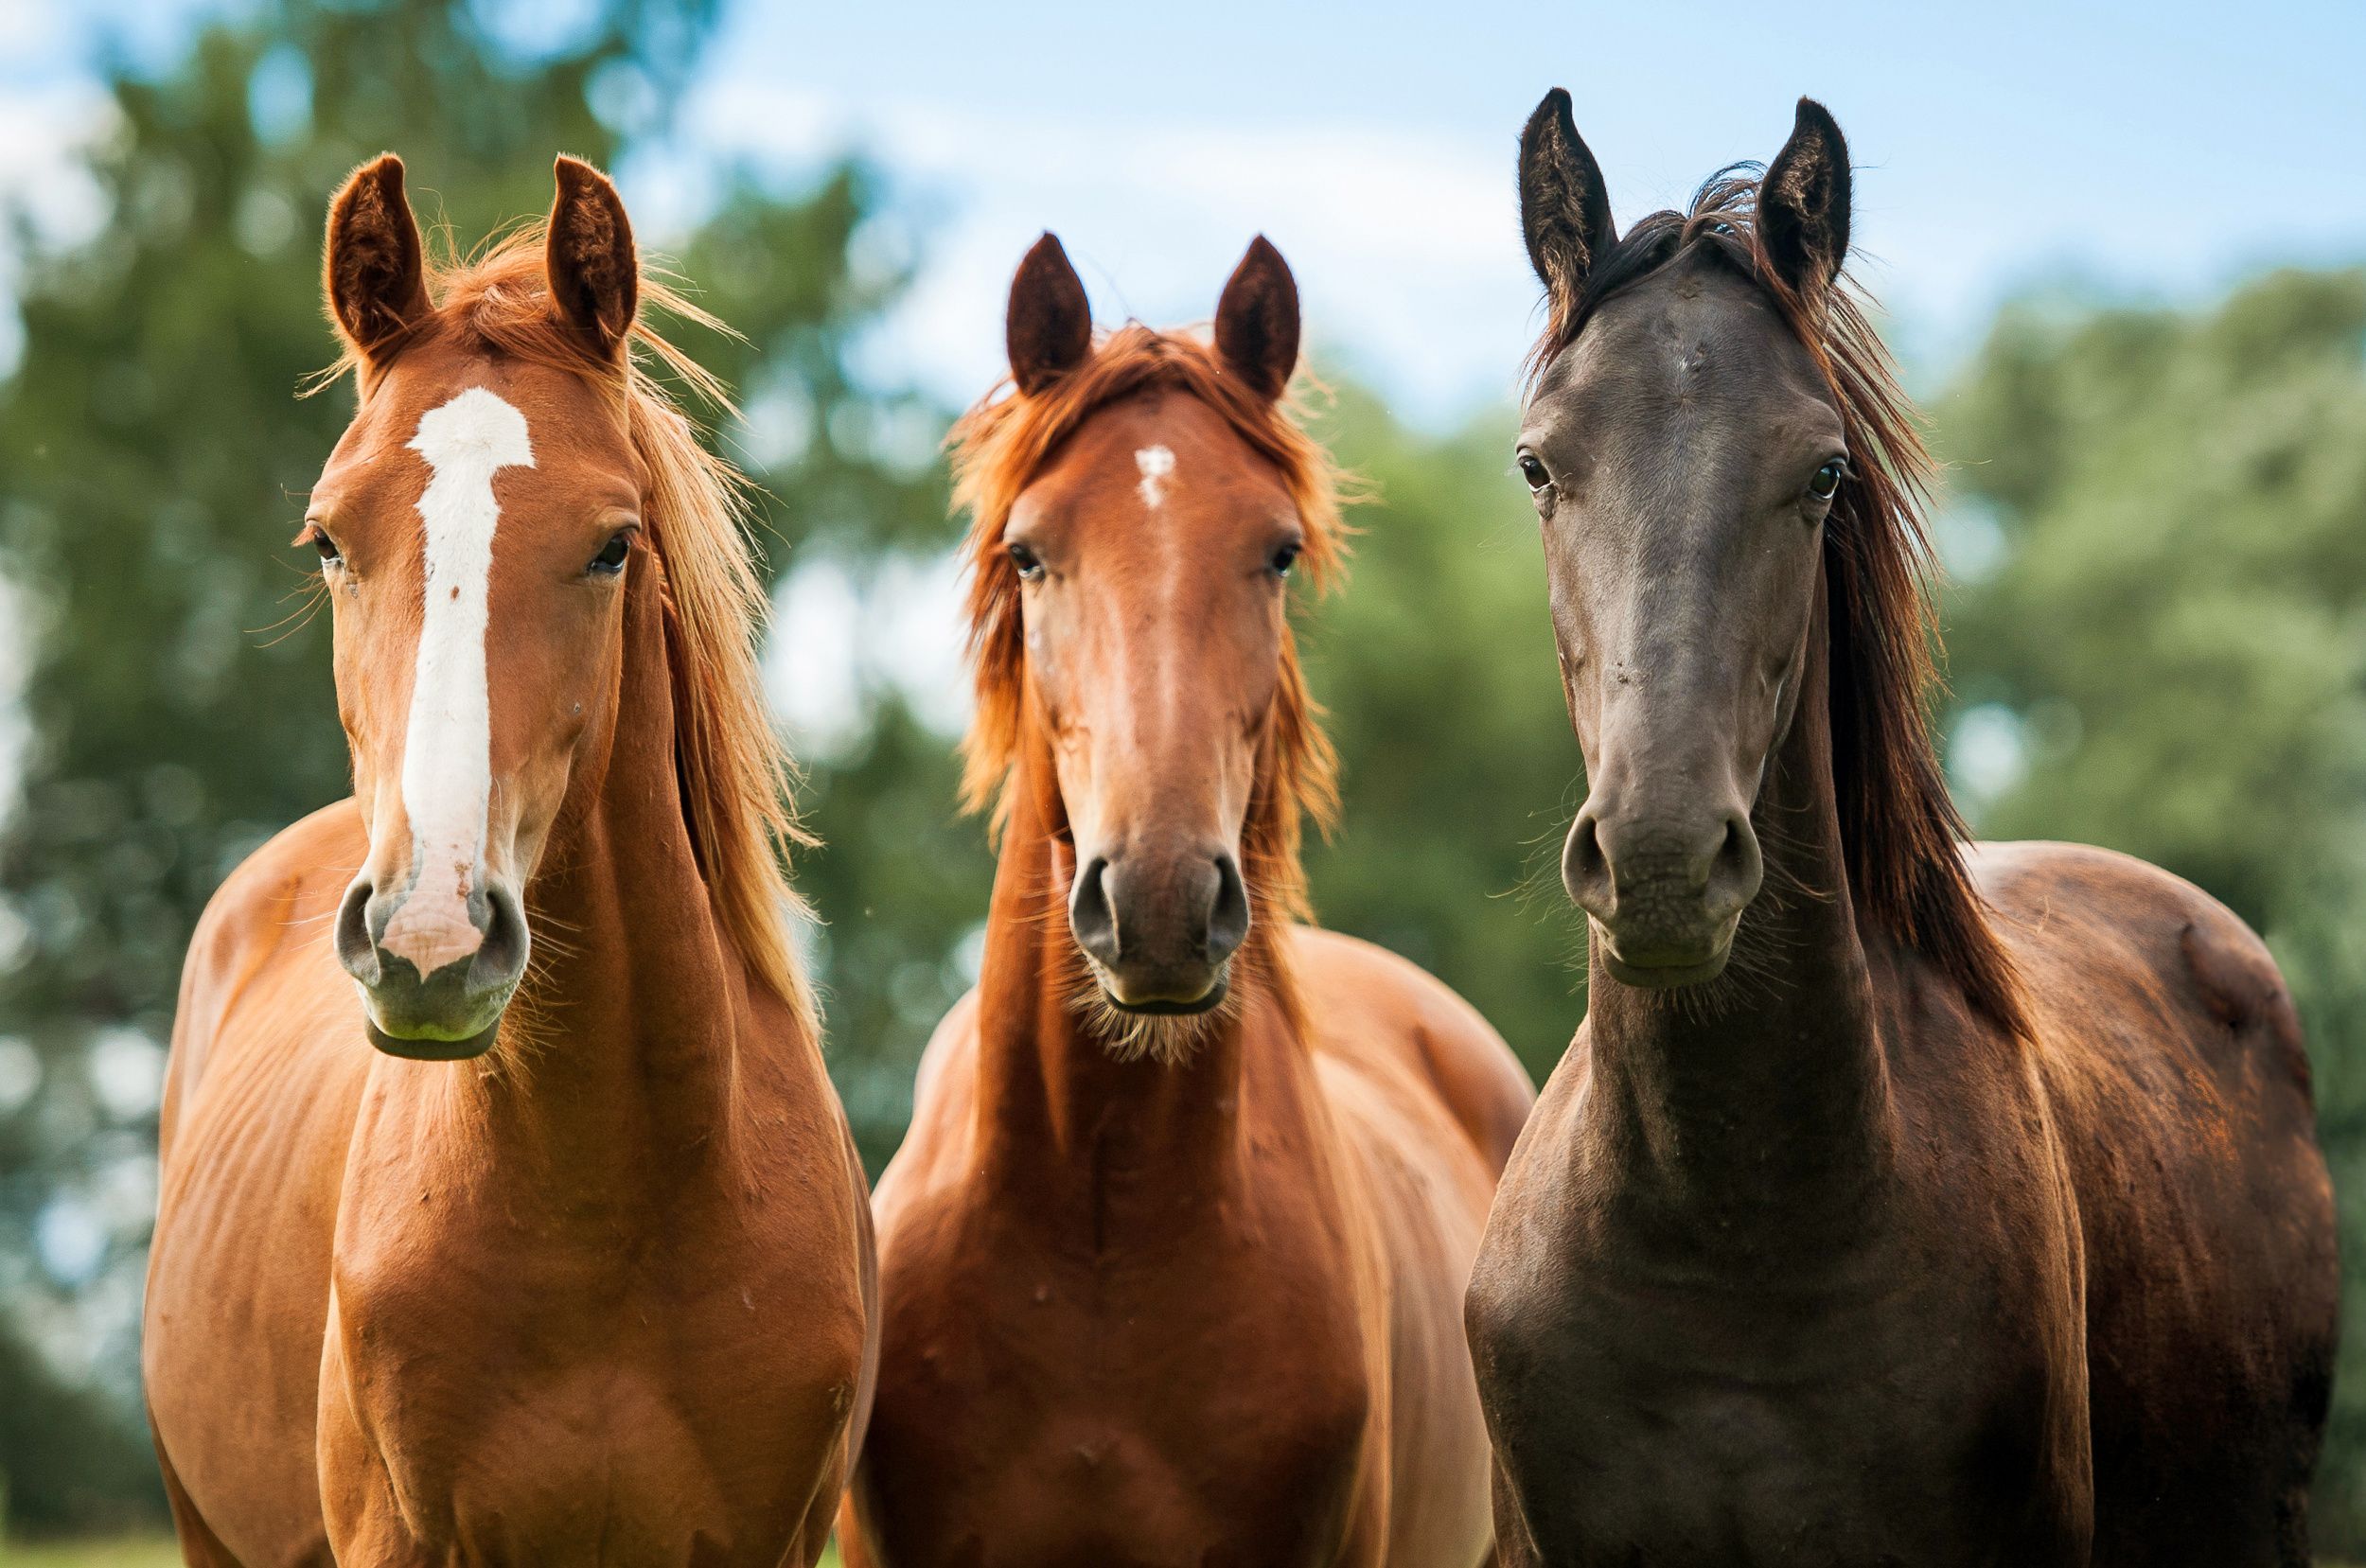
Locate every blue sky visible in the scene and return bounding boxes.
[5,0,2362,424]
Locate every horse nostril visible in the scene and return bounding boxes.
[470,883,530,990]
[334,878,380,986]
[1069,856,1121,968]
[1704,813,1764,919]
[1562,811,1613,917]
[1205,853,1249,964]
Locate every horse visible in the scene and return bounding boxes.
[142,154,876,1565]
[839,234,1534,1566]
[1464,94,2339,1567]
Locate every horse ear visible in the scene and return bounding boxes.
[1760,97,1852,299]
[545,156,639,360]
[324,154,431,360]
[1007,233,1092,395]
[1213,236,1299,401]
[1519,89,1616,310]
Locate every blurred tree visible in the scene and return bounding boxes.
[1932,267,2366,1548]
[0,0,958,1529]
[1299,384,1580,1083]
[666,174,984,1170]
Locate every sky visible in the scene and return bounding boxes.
[3,0,2363,425]
[683,0,2366,420]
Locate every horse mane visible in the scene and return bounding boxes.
[1530,170,2027,1036]
[947,326,1345,1020]
[319,226,819,1039]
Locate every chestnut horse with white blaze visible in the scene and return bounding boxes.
[840,236,1533,1566]
[1467,95,2338,1565]
[143,156,875,1565]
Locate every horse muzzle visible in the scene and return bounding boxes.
[335,873,529,1059]
[1068,844,1248,1014]
[1564,802,1761,989]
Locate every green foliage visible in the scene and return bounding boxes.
[1300,383,1580,1082]
[0,1326,161,1537]
[663,172,983,1169]
[1933,268,2366,1547]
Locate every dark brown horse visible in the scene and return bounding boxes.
[1466,95,2338,1566]
[840,236,1534,1565]
[144,156,874,1564]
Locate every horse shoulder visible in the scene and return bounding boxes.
[871,988,982,1226]
[1282,929,1528,1567]
[163,799,367,1150]
[148,800,367,1565]
[1287,925,1536,1173]
[1968,843,2336,1556]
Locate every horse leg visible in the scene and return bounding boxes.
[832,1497,877,1568]
[153,1433,243,1568]
[1486,1458,1540,1568]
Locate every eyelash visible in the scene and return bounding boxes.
[297,524,343,568]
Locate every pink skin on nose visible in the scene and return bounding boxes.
[379,857,485,977]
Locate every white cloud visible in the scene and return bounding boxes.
[675,82,1537,426]
[0,77,116,375]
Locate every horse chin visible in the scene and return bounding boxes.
[1076,965,1232,1067]
[1596,928,1735,990]
[362,1005,508,1061]
[1104,972,1229,1017]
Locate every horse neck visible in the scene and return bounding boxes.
[970,734,1259,1194]
[1580,589,1895,1234]
[459,548,769,1172]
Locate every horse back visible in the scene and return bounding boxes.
[1292,927,1532,1567]
[146,799,375,1566]
[1975,839,2338,1565]
[1288,926,1536,1174]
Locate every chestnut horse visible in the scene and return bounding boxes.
[143,156,875,1564]
[840,236,1533,1566]
[1466,95,2339,1566]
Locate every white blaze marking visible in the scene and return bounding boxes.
[1136,445,1175,509]
[379,387,534,977]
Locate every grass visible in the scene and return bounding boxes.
[0,1541,844,1566]
[0,1545,181,1567]
[0,1542,2349,1567]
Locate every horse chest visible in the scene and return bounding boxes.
[321,1189,864,1565]
[1472,1227,2080,1567]
[865,1205,1377,1566]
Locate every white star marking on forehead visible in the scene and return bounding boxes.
[1136,445,1176,509]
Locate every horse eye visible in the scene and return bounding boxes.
[304,527,343,567]
[1809,458,1846,502]
[589,530,631,576]
[1007,542,1045,581]
[1516,452,1550,491]
[1269,542,1301,578]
